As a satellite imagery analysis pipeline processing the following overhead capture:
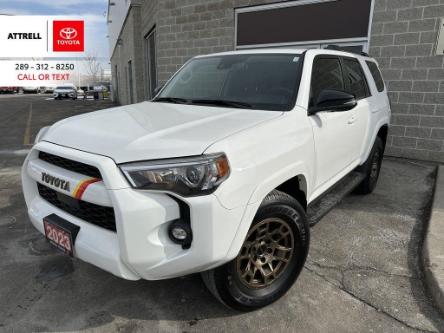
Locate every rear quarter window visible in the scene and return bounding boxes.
[366,61,385,92]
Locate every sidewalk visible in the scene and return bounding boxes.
[423,165,444,315]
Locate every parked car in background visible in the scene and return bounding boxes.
[77,88,85,99]
[0,87,18,94]
[53,84,77,100]
[23,48,390,311]
[41,84,56,94]
[23,86,39,94]
[93,85,108,92]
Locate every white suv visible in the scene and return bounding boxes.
[22,48,390,310]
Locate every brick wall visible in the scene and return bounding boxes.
[114,0,281,99]
[111,5,143,105]
[371,0,444,162]
[152,0,281,83]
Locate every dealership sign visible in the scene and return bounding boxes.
[0,16,85,57]
[0,60,77,86]
[53,20,85,52]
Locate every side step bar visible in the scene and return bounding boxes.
[307,171,366,226]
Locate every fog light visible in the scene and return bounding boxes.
[168,220,192,248]
[171,226,187,240]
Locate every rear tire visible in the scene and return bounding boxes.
[355,137,384,195]
[201,190,309,311]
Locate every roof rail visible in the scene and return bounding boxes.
[324,45,369,57]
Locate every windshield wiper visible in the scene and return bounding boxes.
[189,99,253,109]
[152,97,190,104]
[153,97,253,109]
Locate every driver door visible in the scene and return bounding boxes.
[309,56,355,189]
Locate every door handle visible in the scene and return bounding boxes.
[348,116,356,124]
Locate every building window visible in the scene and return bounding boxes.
[127,60,134,104]
[114,65,119,102]
[235,0,374,52]
[144,28,157,99]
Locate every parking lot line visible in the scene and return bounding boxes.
[0,149,30,156]
[23,103,33,146]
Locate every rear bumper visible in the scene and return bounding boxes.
[22,142,246,280]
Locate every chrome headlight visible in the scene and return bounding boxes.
[120,153,230,196]
[34,126,50,144]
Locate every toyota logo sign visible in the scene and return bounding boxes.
[53,20,84,52]
[60,27,78,40]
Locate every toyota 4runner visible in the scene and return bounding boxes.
[22,48,390,311]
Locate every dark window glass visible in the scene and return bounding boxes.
[158,54,302,111]
[114,65,119,101]
[145,29,157,99]
[310,57,344,106]
[237,0,372,47]
[128,60,134,104]
[366,61,385,92]
[342,58,369,99]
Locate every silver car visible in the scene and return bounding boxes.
[53,84,77,100]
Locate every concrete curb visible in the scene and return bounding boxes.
[423,165,444,315]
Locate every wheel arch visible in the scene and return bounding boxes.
[362,121,390,164]
[275,174,308,210]
[377,124,388,151]
[225,171,309,261]
[248,165,309,209]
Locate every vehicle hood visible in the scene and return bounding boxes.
[43,101,282,163]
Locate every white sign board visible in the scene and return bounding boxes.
[0,16,86,58]
[435,18,444,55]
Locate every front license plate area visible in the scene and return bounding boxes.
[43,214,80,256]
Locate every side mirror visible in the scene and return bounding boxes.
[309,89,357,114]
[153,85,164,97]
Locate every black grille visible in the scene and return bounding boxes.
[39,151,102,179]
[37,183,116,232]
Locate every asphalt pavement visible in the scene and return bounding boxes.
[0,94,443,332]
[0,94,116,151]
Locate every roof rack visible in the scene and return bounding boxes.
[324,45,369,57]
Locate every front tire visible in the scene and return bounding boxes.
[202,190,309,311]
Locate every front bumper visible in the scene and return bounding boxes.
[54,92,76,98]
[22,142,246,280]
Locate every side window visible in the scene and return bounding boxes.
[310,57,344,106]
[366,61,385,92]
[342,58,370,99]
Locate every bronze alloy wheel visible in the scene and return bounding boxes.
[201,190,309,311]
[236,217,294,288]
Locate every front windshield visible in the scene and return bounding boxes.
[56,86,74,90]
[156,54,302,111]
